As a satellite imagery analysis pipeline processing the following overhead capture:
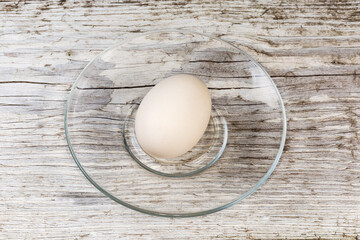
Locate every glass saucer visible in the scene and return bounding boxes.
[65,30,286,217]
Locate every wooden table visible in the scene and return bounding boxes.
[1,0,359,239]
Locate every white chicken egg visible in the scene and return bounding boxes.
[135,74,212,159]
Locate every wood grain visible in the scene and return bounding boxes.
[0,0,359,239]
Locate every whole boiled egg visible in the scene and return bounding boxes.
[135,74,212,159]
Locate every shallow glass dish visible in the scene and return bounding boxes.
[65,30,286,217]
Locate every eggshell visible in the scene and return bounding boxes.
[135,74,212,159]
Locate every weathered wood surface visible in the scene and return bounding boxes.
[0,0,359,239]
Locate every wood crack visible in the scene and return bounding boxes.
[0,81,62,85]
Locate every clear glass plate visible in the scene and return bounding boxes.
[65,30,286,217]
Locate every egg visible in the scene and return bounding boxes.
[135,74,212,159]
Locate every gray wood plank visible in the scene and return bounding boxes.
[0,0,359,239]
